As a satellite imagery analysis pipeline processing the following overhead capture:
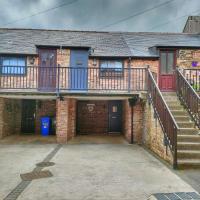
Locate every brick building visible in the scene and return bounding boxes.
[0,28,200,168]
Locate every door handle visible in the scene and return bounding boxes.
[112,116,117,119]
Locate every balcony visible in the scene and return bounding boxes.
[0,65,147,95]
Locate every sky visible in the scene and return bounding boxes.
[0,0,200,32]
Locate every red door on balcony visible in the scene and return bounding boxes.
[38,49,57,91]
[159,51,176,91]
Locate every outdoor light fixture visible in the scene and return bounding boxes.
[89,48,94,55]
[59,95,64,101]
[128,95,139,107]
[29,57,35,65]
[93,58,97,66]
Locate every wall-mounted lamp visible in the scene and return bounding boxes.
[93,58,97,66]
[59,95,64,101]
[29,57,35,65]
[89,48,94,55]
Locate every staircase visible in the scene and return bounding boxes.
[163,92,200,169]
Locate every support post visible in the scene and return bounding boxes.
[128,94,139,144]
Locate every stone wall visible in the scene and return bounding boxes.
[142,102,173,164]
[0,98,21,139]
[177,49,200,68]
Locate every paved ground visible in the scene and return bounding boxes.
[0,134,57,144]
[176,169,200,193]
[0,135,198,200]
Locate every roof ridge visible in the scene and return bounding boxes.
[0,27,199,36]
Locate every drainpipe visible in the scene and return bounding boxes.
[56,45,62,98]
[131,104,134,144]
[128,57,131,93]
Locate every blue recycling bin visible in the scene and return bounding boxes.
[41,117,50,136]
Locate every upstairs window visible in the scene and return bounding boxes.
[100,60,123,72]
[0,57,26,75]
[160,51,175,74]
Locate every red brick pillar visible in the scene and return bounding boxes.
[56,98,76,143]
[122,99,144,144]
[56,98,68,143]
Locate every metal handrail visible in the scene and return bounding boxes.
[147,68,179,169]
[177,68,200,100]
[176,68,200,128]
[0,65,148,92]
[148,68,179,129]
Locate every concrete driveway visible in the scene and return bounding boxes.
[0,139,197,200]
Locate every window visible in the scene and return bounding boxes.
[99,60,123,77]
[160,51,174,74]
[100,60,123,72]
[0,57,26,75]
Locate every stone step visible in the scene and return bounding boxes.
[178,159,200,169]
[178,150,200,159]
[177,122,195,128]
[178,134,200,142]
[178,142,200,150]
[178,128,200,135]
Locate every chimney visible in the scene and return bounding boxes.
[183,16,200,33]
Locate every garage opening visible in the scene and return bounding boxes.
[76,100,122,135]
[21,99,56,135]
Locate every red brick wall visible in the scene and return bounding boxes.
[56,98,76,143]
[122,99,144,144]
[35,100,56,134]
[0,98,21,139]
[131,59,159,82]
[77,100,108,134]
[67,98,77,138]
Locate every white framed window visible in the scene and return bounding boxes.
[1,57,26,75]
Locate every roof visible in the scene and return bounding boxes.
[0,28,200,57]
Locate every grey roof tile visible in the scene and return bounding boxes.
[0,28,199,57]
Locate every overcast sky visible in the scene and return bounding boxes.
[0,0,200,32]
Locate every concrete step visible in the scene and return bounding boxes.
[162,92,177,96]
[178,150,200,159]
[178,159,200,169]
[178,128,200,135]
[168,105,183,110]
[177,122,195,128]
[178,142,200,150]
[167,102,181,107]
[178,134,200,142]
[164,97,179,102]
[174,116,191,122]
[171,110,188,116]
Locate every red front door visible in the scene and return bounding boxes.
[159,51,176,91]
